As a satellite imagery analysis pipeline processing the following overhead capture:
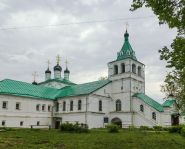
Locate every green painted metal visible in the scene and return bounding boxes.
[38,78,76,86]
[56,80,111,98]
[133,93,164,112]
[0,79,59,100]
[0,79,111,100]
[117,30,137,61]
[162,99,176,107]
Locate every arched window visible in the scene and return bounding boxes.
[121,63,125,73]
[140,104,144,112]
[116,100,121,111]
[55,102,59,112]
[138,66,141,77]
[99,100,102,111]
[78,100,82,110]
[132,64,136,74]
[114,65,118,75]
[70,101,73,111]
[152,112,156,120]
[63,101,66,111]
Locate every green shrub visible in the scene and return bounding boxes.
[180,127,185,137]
[140,126,152,131]
[60,123,89,133]
[128,125,137,131]
[153,126,163,131]
[106,124,119,133]
[169,125,183,133]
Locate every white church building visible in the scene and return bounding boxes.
[0,30,180,129]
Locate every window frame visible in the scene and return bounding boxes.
[114,65,118,75]
[2,120,5,126]
[121,63,125,73]
[140,104,144,112]
[99,100,102,112]
[36,104,40,111]
[2,101,8,109]
[116,100,121,111]
[63,101,66,111]
[70,101,73,111]
[138,66,142,77]
[132,64,136,74]
[16,102,21,110]
[42,104,46,111]
[78,100,82,110]
[152,112,156,120]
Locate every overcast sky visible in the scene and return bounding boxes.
[0,0,177,103]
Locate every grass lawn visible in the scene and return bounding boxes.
[0,129,185,149]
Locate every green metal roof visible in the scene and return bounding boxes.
[0,79,59,100]
[133,93,164,112]
[162,99,176,107]
[56,79,111,98]
[117,30,137,61]
[0,79,111,100]
[38,78,76,86]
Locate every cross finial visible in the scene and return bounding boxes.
[65,59,69,68]
[47,60,50,68]
[56,55,61,65]
[125,22,129,31]
[32,71,38,82]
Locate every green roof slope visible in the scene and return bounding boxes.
[38,78,76,86]
[0,79,59,100]
[117,30,137,61]
[133,93,164,112]
[56,79,111,98]
[162,99,176,107]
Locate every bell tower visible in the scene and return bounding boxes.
[108,30,145,125]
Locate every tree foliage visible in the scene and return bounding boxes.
[131,0,185,109]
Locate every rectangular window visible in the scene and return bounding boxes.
[2,121,5,126]
[2,101,8,109]
[20,121,23,126]
[78,100,82,110]
[99,100,102,111]
[70,101,73,111]
[36,104,40,111]
[16,102,21,110]
[42,105,45,111]
[56,102,59,112]
[63,101,66,111]
[48,105,51,112]
[37,121,40,126]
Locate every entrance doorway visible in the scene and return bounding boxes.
[55,121,60,129]
[111,117,122,127]
[171,115,179,125]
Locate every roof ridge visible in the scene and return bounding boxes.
[1,79,59,91]
[77,79,110,86]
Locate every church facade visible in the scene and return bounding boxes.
[0,30,180,129]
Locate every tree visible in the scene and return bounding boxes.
[131,0,185,109]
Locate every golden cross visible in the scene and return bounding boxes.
[125,22,129,31]
[56,55,61,65]
[47,60,50,68]
[65,59,69,67]
[32,71,38,82]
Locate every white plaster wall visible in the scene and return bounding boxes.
[0,95,53,128]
